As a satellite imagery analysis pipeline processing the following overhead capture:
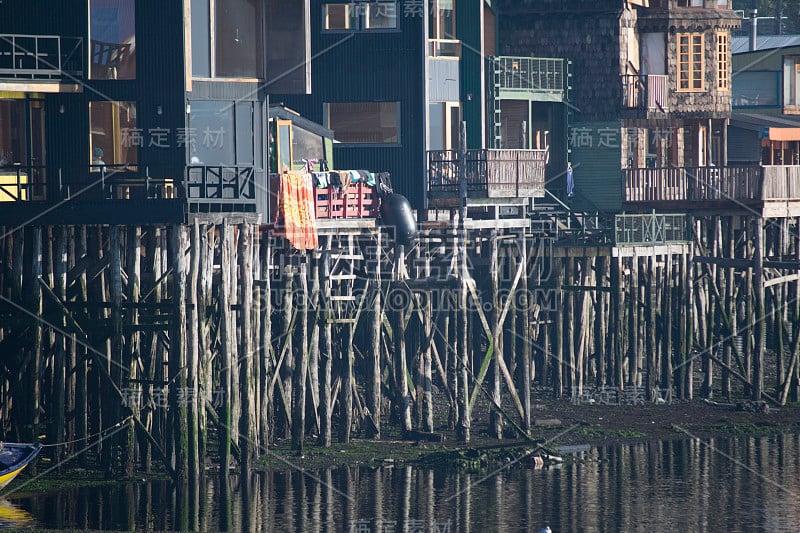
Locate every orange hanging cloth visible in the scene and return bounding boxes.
[274,172,318,250]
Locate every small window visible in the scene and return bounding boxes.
[323,2,397,31]
[90,0,136,80]
[717,32,729,91]
[326,102,400,144]
[89,101,138,167]
[678,33,704,92]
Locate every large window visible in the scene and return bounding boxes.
[717,32,729,90]
[188,100,262,166]
[89,101,138,167]
[323,2,397,31]
[89,0,136,80]
[326,102,400,144]
[678,33,704,92]
[191,0,263,78]
[733,71,779,107]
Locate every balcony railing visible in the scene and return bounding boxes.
[428,149,548,204]
[493,56,564,93]
[623,165,800,204]
[615,213,688,245]
[0,164,264,206]
[621,74,668,112]
[0,34,83,79]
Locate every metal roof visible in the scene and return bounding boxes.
[732,35,800,54]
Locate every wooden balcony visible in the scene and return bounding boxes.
[621,74,668,114]
[428,149,547,208]
[623,165,800,214]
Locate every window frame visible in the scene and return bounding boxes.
[717,31,729,91]
[324,101,402,146]
[88,0,137,80]
[190,0,265,80]
[322,1,399,33]
[732,70,780,108]
[677,32,704,93]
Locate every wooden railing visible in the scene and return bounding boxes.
[428,148,548,200]
[621,74,668,112]
[623,165,800,203]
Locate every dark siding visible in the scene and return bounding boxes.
[568,121,622,213]
[727,126,760,164]
[458,0,486,150]
[276,0,427,209]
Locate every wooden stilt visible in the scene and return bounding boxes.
[218,223,233,469]
[239,223,257,464]
[754,217,765,400]
[123,226,141,476]
[292,252,308,450]
[318,237,333,447]
[169,225,188,481]
[367,232,382,439]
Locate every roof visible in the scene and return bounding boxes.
[731,112,800,141]
[268,105,335,139]
[732,35,800,54]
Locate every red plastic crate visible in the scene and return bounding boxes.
[315,182,379,219]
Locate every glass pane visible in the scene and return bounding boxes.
[366,3,397,29]
[191,0,210,77]
[90,0,136,80]
[278,123,291,172]
[324,4,355,29]
[89,101,138,166]
[235,102,254,165]
[292,126,324,166]
[327,102,400,143]
[0,100,28,166]
[189,100,235,165]
[215,0,262,78]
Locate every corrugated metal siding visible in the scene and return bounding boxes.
[727,126,761,164]
[568,121,622,213]
[429,58,459,102]
[276,0,427,208]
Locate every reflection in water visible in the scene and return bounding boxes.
[13,434,800,532]
[0,498,36,529]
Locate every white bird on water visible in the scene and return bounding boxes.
[537,527,552,533]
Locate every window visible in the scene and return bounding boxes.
[0,100,27,166]
[717,32,729,90]
[188,100,262,166]
[323,2,397,30]
[678,33,704,92]
[191,0,263,78]
[89,101,138,167]
[326,102,400,144]
[733,71,779,107]
[89,0,136,79]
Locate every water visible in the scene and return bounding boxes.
[4,434,800,532]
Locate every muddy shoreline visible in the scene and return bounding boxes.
[6,399,800,493]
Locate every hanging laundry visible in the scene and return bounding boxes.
[274,171,318,250]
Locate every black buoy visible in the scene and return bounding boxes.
[380,193,418,246]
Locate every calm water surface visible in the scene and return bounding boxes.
[4,434,800,532]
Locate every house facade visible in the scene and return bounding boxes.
[0,0,310,225]
[496,0,743,213]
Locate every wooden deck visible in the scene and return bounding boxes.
[623,165,800,215]
[428,148,547,208]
